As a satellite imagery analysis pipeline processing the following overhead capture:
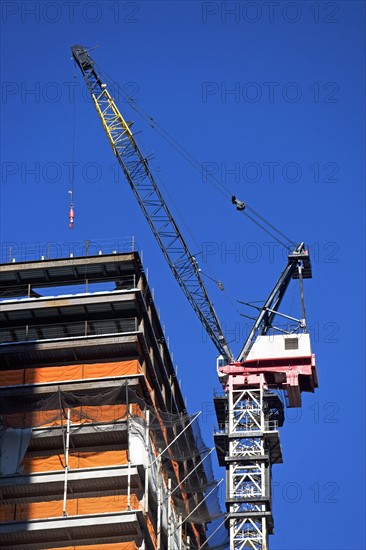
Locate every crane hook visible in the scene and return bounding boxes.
[68,190,75,229]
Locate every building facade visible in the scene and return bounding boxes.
[0,252,214,550]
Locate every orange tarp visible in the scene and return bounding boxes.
[59,544,138,550]
[0,494,140,522]
[3,402,143,429]
[146,513,158,547]
[1,360,142,386]
[21,449,129,473]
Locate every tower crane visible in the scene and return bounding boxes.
[72,45,319,550]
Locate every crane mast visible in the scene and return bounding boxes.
[71,45,232,363]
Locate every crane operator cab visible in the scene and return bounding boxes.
[246,332,312,362]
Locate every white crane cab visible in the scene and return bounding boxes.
[246,333,312,363]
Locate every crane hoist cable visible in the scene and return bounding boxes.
[150,168,246,321]
[130,120,245,322]
[68,61,77,229]
[93,61,296,250]
[149,158,228,293]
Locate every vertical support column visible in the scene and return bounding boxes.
[62,408,71,517]
[127,460,131,510]
[178,514,183,550]
[126,397,131,512]
[228,382,236,550]
[167,478,172,550]
[157,455,162,550]
[227,385,272,550]
[144,409,150,514]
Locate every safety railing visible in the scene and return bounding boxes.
[0,317,138,344]
[214,420,279,435]
[1,237,138,264]
[264,420,279,431]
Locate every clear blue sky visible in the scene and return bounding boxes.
[1,2,365,549]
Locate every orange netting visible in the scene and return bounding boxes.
[1,360,142,386]
[146,513,157,547]
[21,449,129,473]
[58,544,138,550]
[0,493,140,522]
[3,402,143,429]
[146,386,203,547]
[0,382,221,547]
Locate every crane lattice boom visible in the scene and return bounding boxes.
[72,45,233,362]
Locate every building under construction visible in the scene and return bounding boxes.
[0,250,221,550]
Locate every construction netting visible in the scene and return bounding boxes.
[59,545,138,550]
[188,516,231,550]
[0,493,141,522]
[0,385,141,428]
[0,381,227,548]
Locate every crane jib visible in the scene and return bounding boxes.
[71,44,233,363]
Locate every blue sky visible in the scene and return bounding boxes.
[1,1,365,549]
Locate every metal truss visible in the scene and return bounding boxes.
[71,45,232,362]
[227,388,277,550]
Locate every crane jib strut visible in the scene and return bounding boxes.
[71,45,233,362]
[237,241,312,362]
